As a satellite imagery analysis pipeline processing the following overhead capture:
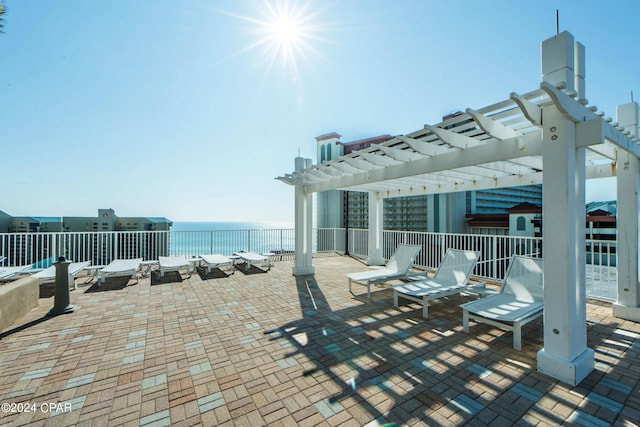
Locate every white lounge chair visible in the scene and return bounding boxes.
[158,256,192,278]
[392,249,480,318]
[199,254,235,275]
[33,261,91,290]
[0,256,5,265]
[460,255,544,351]
[98,258,142,285]
[233,251,271,271]
[0,265,32,282]
[347,244,422,299]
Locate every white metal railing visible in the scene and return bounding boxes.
[0,229,296,268]
[0,231,171,267]
[168,229,295,258]
[319,228,618,301]
[0,228,618,301]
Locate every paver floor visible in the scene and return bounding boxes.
[0,254,639,426]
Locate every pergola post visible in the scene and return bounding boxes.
[537,105,594,386]
[293,157,315,276]
[367,192,384,266]
[613,102,640,321]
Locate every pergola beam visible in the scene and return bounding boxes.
[427,125,541,174]
[305,132,541,193]
[511,92,542,126]
[466,108,521,140]
[351,162,616,199]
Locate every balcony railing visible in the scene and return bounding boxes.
[317,228,618,301]
[0,228,618,301]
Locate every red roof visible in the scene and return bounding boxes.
[465,214,509,228]
[315,132,341,142]
[506,202,542,214]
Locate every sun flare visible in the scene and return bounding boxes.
[222,0,330,86]
[271,16,300,44]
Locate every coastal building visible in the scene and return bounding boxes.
[466,202,542,236]
[466,200,617,244]
[0,209,172,265]
[0,209,172,233]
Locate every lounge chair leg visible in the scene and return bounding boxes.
[367,283,371,299]
[393,291,398,308]
[513,322,522,351]
[349,279,352,294]
[463,310,469,333]
[422,297,428,318]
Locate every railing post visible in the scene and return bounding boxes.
[492,236,498,279]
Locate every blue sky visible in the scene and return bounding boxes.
[1,1,637,222]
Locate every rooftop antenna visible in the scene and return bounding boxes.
[632,90,634,103]
[555,9,559,35]
[298,147,300,157]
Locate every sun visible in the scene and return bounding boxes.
[221,1,330,85]
[271,15,300,44]
[255,0,322,73]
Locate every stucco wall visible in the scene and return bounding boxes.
[0,276,39,333]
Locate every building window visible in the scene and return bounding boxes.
[516,216,526,231]
[320,145,326,162]
[327,144,332,161]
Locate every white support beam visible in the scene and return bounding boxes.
[426,125,481,149]
[604,124,640,159]
[293,158,314,276]
[466,108,521,140]
[427,125,540,175]
[326,161,362,174]
[378,145,425,162]
[396,135,453,157]
[319,165,348,177]
[359,151,402,167]
[342,156,378,171]
[537,106,594,386]
[544,81,640,158]
[306,133,542,193]
[586,163,616,179]
[613,102,640,321]
[367,193,384,266]
[511,92,542,126]
[541,81,598,123]
[339,162,613,198]
[614,152,640,321]
[375,172,544,198]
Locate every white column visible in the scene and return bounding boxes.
[293,157,314,276]
[613,102,640,321]
[367,192,384,266]
[541,31,575,93]
[537,106,594,386]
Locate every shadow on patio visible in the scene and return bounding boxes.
[0,254,637,426]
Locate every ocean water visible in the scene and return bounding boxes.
[171,221,293,232]
[169,221,295,256]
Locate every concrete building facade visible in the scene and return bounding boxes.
[0,209,172,233]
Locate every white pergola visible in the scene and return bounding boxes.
[277,31,640,386]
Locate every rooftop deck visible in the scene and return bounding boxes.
[0,254,638,426]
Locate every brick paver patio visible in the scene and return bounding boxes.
[0,254,639,426]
